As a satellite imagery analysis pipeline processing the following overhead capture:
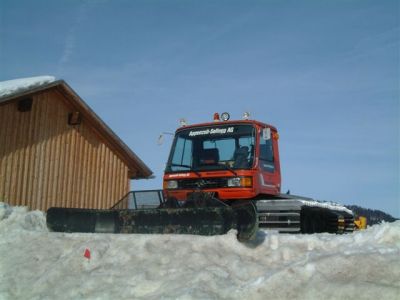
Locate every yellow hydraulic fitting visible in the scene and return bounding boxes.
[354,216,367,230]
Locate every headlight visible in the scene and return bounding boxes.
[164,180,178,189]
[227,177,252,187]
[221,112,230,121]
[227,177,241,187]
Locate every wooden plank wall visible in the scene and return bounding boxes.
[0,90,130,211]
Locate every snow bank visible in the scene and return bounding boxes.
[0,203,47,232]
[0,204,399,300]
[0,75,56,98]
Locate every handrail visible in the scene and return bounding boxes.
[111,190,164,209]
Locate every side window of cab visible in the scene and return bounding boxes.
[259,129,274,173]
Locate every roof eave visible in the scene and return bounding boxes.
[56,81,153,179]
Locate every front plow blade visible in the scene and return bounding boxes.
[46,202,258,241]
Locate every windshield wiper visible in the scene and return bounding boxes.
[218,163,238,176]
[170,163,201,177]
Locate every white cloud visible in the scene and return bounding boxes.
[58,1,90,71]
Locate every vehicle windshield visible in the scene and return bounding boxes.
[166,124,255,172]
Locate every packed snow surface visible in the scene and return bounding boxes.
[0,204,399,300]
[0,76,56,98]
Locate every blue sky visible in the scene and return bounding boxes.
[1,0,399,217]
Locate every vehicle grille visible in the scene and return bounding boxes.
[178,178,228,189]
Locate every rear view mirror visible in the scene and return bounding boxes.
[157,132,174,145]
[157,134,165,145]
[262,128,271,140]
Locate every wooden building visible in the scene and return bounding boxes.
[0,79,152,211]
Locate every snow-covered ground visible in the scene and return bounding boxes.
[0,76,55,97]
[0,204,399,300]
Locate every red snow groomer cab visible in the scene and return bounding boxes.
[163,112,354,234]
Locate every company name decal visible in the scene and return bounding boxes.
[188,127,234,137]
[168,173,191,178]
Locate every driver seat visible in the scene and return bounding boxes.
[233,146,249,168]
[199,148,220,165]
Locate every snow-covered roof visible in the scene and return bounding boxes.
[0,76,56,98]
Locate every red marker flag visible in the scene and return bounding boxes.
[84,248,91,260]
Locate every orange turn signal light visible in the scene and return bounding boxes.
[240,177,253,187]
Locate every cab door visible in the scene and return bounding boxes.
[258,127,281,195]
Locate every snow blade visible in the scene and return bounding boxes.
[46,203,258,241]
